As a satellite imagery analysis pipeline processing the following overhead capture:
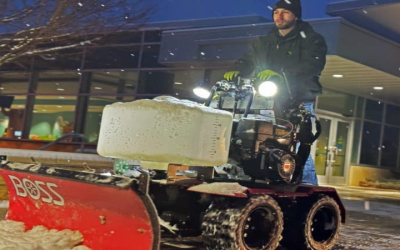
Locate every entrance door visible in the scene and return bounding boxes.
[314,116,352,185]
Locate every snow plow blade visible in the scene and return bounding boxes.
[0,162,160,250]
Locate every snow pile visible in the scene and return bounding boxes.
[188,182,248,196]
[97,96,233,168]
[0,220,90,250]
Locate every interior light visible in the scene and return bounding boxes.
[333,74,343,78]
[174,82,183,85]
[94,87,102,90]
[57,88,65,91]
[373,86,383,90]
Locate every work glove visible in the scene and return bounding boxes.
[257,70,284,83]
[223,71,240,81]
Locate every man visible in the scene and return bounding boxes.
[224,0,327,185]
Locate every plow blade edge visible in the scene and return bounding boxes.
[0,163,160,250]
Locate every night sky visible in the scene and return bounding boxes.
[152,0,345,22]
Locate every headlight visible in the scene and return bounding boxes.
[193,86,211,99]
[258,81,277,97]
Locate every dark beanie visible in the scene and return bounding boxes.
[272,0,302,19]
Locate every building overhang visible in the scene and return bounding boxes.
[159,17,400,103]
[326,0,400,44]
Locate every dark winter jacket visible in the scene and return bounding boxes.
[233,21,327,102]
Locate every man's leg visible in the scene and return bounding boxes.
[302,155,318,185]
[301,102,318,185]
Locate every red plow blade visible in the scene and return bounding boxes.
[0,162,160,250]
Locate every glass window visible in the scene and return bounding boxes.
[209,69,228,86]
[0,96,26,139]
[317,89,355,117]
[138,70,205,100]
[351,120,362,164]
[356,97,364,118]
[0,56,32,71]
[381,126,399,168]
[0,72,30,94]
[198,43,249,61]
[33,48,83,70]
[84,46,140,69]
[364,99,383,122]
[84,96,134,142]
[145,30,162,42]
[36,72,80,94]
[360,121,381,166]
[29,96,76,141]
[141,45,165,68]
[315,118,331,176]
[90,72,137,95]
[385,104,400,126]
[96,32,142,44]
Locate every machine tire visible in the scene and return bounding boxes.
[281,195,341,250]
[201,195,283,250]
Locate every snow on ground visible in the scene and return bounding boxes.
[0,220,90,250]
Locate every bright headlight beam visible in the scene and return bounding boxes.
[258,81,278,97]
[193,86,211,99]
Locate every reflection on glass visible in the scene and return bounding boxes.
[315,118,331,175]
[332,122,349,177]
[36,72,80,94]
[0,72,30,94]
[0,96,26,139]
[29,96,76,141]
[381,126,399,168]
[91,72,137,95]
[84,96,134,142]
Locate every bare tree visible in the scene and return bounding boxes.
[0,0,155,69]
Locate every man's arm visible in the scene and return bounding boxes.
[287,33,328,77]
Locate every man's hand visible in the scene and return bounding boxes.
[257,70,284,83]
[223,71,240,81]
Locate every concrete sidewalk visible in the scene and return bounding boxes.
[0,201,8,219]
[327,184,400,200]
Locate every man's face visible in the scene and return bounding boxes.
[273,8,297,29]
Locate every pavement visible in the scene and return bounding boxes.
[1,184,399,249]
[327,184,400,200]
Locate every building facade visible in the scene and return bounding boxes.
[1,1,400,186]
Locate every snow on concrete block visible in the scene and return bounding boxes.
[97,96,233,167]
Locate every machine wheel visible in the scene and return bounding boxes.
[201,195,283,250]
[281,195,341,250]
